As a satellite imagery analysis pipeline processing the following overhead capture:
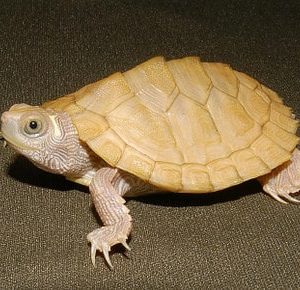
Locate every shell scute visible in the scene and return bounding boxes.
[255,87,271,104]
[64,103,85,115]
[117,146,155,181]
[167,56,211,105]
[271,102,293,117]
[87,129,125,166]
[150,162,182,191]
[71,110,109,141]
[76,72,134,116]
[261,85,283,104]
[238,83,270,125]
[234,71,259,90]
[263,122,299,152]
[107,97,183,164]
[270,109,299,133]
[207,158,242,191]
[231,149,270,179]
[123,56,177,112]
[43,94,75,111]
[207,88,261,151]
[181,164,213,192]
[167,94,221,164]
[250,135,291,169]
[202,62,238,97]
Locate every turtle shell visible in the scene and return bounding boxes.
[43,56,299,192]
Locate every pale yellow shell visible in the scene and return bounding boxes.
[43,56,299,192]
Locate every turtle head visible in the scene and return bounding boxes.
[1,104,82,175]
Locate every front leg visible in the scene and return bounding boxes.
[87,167,132,268]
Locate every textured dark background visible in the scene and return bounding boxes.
[0,0,300,289]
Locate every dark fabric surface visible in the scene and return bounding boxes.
[0,0,299,288]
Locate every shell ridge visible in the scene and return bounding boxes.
[104,93,135,117]
[213,86,238,100]
[164,85,180,112]
[174,92,211,112]
[198,58,211,82]
[163,105,185,163]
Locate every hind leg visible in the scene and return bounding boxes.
[258,148,300,204]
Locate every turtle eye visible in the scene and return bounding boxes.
[24,119,43,136]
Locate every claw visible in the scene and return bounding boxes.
[121,240,131,251]
[86,217,132,268]
[264,186,288,204]
[271,194,288,204]
[91,243,97,268]
[102,244,113,269]
[260,149,300,205]
[282,192,300,204]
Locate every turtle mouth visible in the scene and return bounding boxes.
[0,131,35,151]
[0,131,6,147]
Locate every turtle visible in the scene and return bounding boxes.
[1,56,300,268]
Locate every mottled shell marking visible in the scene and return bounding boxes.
[43,56,299,193]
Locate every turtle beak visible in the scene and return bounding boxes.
[1,111,18,148]
[0,110,33,151]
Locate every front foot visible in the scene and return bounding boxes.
[87,218,132,269]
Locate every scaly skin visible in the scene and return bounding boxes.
[0,103,299,268]
[1,104,98,178]
[88,168,132,268]
[258,149,300,204]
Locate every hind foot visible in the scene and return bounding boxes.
[258,148,300,204]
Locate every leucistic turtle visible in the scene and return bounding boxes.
[1,56,300,268]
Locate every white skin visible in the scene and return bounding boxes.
[1,104,299,268]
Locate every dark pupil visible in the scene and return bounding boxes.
[29,121,38,130]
